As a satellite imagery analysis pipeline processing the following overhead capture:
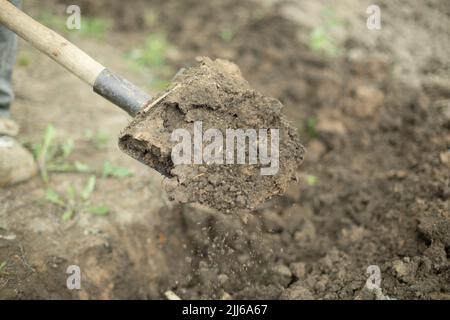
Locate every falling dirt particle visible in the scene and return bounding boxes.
[280,281,314,300]
[134,132,152,141]
[392,258,418,283]
[339,226,367,244]
[305,139,326,163]
[261,210,286,232]
[271,264,292,287]
[418,211,450,246]
[164,290,182,300]
[221,292,232,300]
[317,111,347,135]
[385,170,408,179]
[293,221,316,242]
[218,274,229,285]
[344,85,384,118]
[119,57,305,212]
[289,262,306,279]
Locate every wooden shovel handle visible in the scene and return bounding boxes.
[0,0,105,86]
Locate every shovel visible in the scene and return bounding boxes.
[0,0,305,212]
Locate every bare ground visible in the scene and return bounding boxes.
[0,0,449,299]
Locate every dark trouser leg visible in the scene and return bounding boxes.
[0,0,22,118]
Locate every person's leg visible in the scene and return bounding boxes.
[0,0,21,118]
[0,0,37,187]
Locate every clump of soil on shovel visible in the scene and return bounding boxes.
[119,57,305,212]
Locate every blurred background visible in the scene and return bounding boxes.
[0,0,449,299]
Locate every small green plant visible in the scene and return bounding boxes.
[47,161,92,174]
[126,34,174,90]
[45,175,109,221]
[35,124,56,182]
[86,206,109,216]
[84,129,110,150]
[31,125,91,181]
[0,260,9,277]
[38,11,111,39]
[309,8,343,56]
[0,261,7,274]
[220,28,234,42]
[102,161,133,179]
[310,27,337,56]
[18,54,30,67]
[150,79,171,91]
[77,17,111,39]
[128,34,170,69]
[46,188,66,207]
[60,138,75,158]
[306,117,318,138]
[306,175,318,186]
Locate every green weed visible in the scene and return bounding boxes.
[81,175,96,201]
[32,125,91,181]
[17,55,30,67]
[45,175,109,221]
[306,175,318,186]
[0,261,7,274]
[77,17,111,39]
[309,8,343,56]
[128,34,170,69]
[306,117,318,138]
[86,206,109,216]
[126,33,174,90]
[38,11,111,39]
[220,28,234,42]
[310,27,337,56]
[35,124,56,182]
[102,161,133,179]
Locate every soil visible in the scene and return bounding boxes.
[1,0,449,299]
[119,57,304,212]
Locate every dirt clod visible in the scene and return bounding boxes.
[119,57,305,212]
[280,282,314,300]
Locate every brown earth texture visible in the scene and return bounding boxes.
[0,0,449,299]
